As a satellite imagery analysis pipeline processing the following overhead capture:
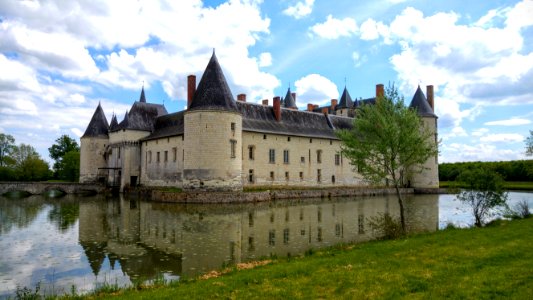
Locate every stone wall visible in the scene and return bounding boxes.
[79,137,108,183]
[0,182,105,195]
[183,110,243,191]
[141,135,185,187]
[409,117,439,188]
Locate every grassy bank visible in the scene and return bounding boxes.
[86,218,533,299]
[440,180,533,191]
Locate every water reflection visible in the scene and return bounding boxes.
[78,194,438,280]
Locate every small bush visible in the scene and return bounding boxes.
[515,200,531,218]
[368,213,404,240]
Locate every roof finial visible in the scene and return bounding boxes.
[139,82,146,103]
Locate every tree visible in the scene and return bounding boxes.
[11,144,51,181]
[49,135,80,177]
[526,130,533,156]
[456,168,508,227]
[58,150,80,181]
[0,133,16,166]
[337,85,438,233]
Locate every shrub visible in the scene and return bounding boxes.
[368,213,404,240]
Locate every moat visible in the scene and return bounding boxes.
[1,192,531,297]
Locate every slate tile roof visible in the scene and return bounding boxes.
[82,103,109,138]
[409,86,437,118]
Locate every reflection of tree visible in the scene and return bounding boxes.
[0,197,44,235]
[48,201,80,232]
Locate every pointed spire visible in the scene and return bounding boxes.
[337,87,354,109]
[139,84,146,103]
[109,113,118,131]
[283,87,297,109]
[188,51,237,111]
[409,86,436,117]
[82,102,109,138]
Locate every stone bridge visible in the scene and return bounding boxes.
[0,182,106,196]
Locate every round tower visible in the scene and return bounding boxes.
[80,103,109,183]
[183,51,243,191]
[408,85,439,188]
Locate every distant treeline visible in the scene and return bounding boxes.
[439,160,533,182]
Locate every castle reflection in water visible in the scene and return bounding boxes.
[79,195,438,281]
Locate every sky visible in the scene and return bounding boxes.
[1,0,532,164]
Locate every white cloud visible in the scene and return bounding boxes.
[471,128,489,137]
[283,0,314,19]
[441,142,525,162]
[479,133,524,143]
[310,15,358,39]
[258,52,272,67]
[294,74,339,106]
[484,118,532,126]
[359,18,389,42]
[352,51,367,68]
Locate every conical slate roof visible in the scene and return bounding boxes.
[409,86,437,118]
[337,87,353,109]
[188,51,238,112]
[139,86,146,103]
[82,103,109,138]
[109,114,118,131]
[283,88,297,109]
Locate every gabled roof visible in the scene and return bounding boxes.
[409,86,437,118]
[114,102,167,132]
[337,87,353,109]
[143,111,185,140]
[82,103,109,138]
[188,51,238,112]
[283,88,297,109]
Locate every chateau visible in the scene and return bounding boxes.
[80,52,438,192]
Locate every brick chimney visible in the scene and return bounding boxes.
[262,99,269,106]
[307,103,314,112]
[237,93,246,102]
[321,107,329,114]
[426,85,434,112]
[273,96,281,121]
[313,104,319,110]
[187,75,196,109]
[376,84,384,99]
[331,99,338,111]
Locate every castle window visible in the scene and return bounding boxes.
[285,171,289,181]
[358,214,365,234]
[263,134,267,140]
[173,147,177,162]
[230,139,237,158]
[300,156,305,163]
[335,154,340,166]
[118,147,121,159]
[283,228,289,245]
[270,171,275,180]
[317,227,323,242]
[299,171,303,181]
[164,151,168,162]
[317,169,321,182]
[248,237,255,252]
[248,169,254,183]
[317,150,322,164]
[335,223,341,237]
[310,138,312,143]
[167,138,170,143]
[283,150,289,164]
[330,140,332,145]
[287,136,291,142]
[332,175,336,184]
[148,151,152,163]
[248,145,255,160]
[157,152,160,163]
[231,122,236,131]
[269,149,275,163]
[269,230,275,246]
[182,135,184,141]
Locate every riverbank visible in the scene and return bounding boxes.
[440,181,533,191]
[86,217,532,299]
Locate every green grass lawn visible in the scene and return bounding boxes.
[440,181,533,191]
[86,217,533,299]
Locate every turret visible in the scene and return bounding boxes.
[183,51,243,191]
[336,87,353,117]
[408,86,439,188]
[80,103,109,183]
[283,88,297,109]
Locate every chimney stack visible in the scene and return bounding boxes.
[331,99,338,111]
[426,85,434,112]
[321,107,329,115]
[187,75,196,109]
[376,84,384,99]
[262,99,269,106]
[307,103,314,112]
[237,93,246,102]
[273,96,281,121]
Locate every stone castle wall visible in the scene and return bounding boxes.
[141,135,185,186]
[409,117,439,188]
[79,137,108,183]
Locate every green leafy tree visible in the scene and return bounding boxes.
[456,168,508,227]
[0,133,16,166]
[526,130,533,156]
[58,150,80,181]
[17,155,51,181]
[337,85,438,233]
[12,143,39,166]
[49,135,80,178]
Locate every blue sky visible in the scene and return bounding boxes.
[1,0,532,163]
